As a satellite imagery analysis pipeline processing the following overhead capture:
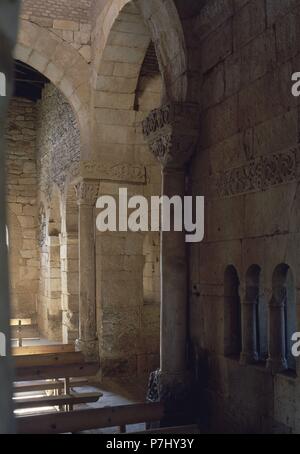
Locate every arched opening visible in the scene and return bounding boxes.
[7,56,81,345]
[93,0,171,379]
[61,183,79,343]
[224,265,241,358]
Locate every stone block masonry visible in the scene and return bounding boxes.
[5,97,39,320]
[20,1,92,63]
[21,0,92,24]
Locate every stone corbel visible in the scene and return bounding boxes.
[142,102,200,169]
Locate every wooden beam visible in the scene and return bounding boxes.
[12,344,75,356]
[14,379,97,394]
[133,425,201,434]
[14,392,103,410]
[15,362,100,382]
[17,402,164,434]
[13,352,85,368]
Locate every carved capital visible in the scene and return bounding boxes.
[74,180,99,206]
[142,103,199,169]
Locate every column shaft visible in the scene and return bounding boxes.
[267,299,287,373]
[240,299,258,364]
[75,180,99,359]
[160,168,187,378]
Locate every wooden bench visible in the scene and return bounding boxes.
[13,351,85,368]
[14,379,95,394]
[10,319,39,347]
[133,425,201,434]
[13,349,101,413]
[15,362,99,382]
[12,344,75,356]
[17,402,165,434]
[14,391,102,411]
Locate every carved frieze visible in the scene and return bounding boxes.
[142,103,200,169]
[215,148,297,198]
[79,161,146,184]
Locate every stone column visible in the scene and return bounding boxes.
[267,287,288,374]
[0,0,20,434]
[75,180,99,360]
[160,167,187,378]
[240,286,259,365]
[142,103,199,409]
[61,233,79,344]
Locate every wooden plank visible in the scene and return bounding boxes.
[12,344,75,356]
[15,362,100,382]
[14,392,103,410]
[14,379,96,394]
[133,425,201,434]
[14,380,62,393]
[17,402,164,434]
[14,352,85,368]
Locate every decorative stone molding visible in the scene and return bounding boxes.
[79,161,146,184]
[215,148,297,198]
[142,103,199,169]
[74,180,100,206]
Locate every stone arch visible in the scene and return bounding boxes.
[92,0,188,163]
[15,19,91,158]
[93,0,188,104]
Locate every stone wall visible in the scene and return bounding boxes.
[36,84,80,341]
[189,0,300,434]
[5,97,39,321]
[21,0,92,23]
[37,84,80,200]
[96,71,162,379]
[20,1,92,63]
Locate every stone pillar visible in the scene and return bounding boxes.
[61,233,79,344]
[0,0,20,434]
[267,287,288,374]
[160,167,187,377]
[240,286,259,365]
[75,180,99,360]
[142,103,199,412]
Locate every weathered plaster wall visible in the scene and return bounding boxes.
[189,0,300,434]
